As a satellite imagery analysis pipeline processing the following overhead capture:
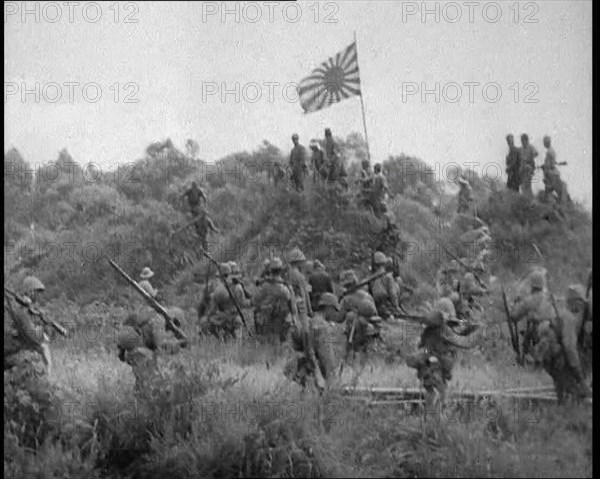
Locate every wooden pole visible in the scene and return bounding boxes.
[353,31,371,164]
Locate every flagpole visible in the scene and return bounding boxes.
[354,30,371,164]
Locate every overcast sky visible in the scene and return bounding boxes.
[4,1,592,207]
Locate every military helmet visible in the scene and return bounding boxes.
[435,297,457,320]
[287,247,306,263]
[22,275,45,294]
[140,267,154,280]
[318,292,340,311]
[262,258,271,269]
[220,263,232,276]
[292,133,299,140]
[374,251,388,265]
[341,269,358,287]
[529,270,546,291]
[270,257,283,272]
[313,260,325,270]
[229,261,242,278]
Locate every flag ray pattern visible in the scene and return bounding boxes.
[298,42,361,113]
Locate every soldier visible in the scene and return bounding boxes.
[181,181,207,217]
[356,160,373,209]
[505,134,521,192]
[253,257,295,342]
[4,276,52,373]
[287,247,313,319]
[193,212,220,250]
[518,134,538,199]
[437,260,460,299]
[541,135,568,203]
[289,133,307,192]
[117,309,184,392]
[511,269,554,365]
[202,263,248,340]
[406,298,479,410]
[255,258,272,286]
[371,163,389,217]
[139,267,158,298]
[307,260,334,312]
[370,251,400,319]
[529,284,592,401]
[338,269,380,366]
[273,161,286,187]
[309,140,327,183]
[456,176,473,214]
[324,128,348,188]
[229,261,252,302]
[285,293,343,390]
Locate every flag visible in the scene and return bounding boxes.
[298,41,361,114]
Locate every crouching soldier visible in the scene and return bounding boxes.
[284,293,343,391]
[406,298,479,411]
[117,309,185,392]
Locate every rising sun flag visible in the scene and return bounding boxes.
[297,41,361,114]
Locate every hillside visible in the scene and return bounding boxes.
[4,136,593,478]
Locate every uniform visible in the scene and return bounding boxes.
[253,275,294,342]
[205,281,247,339]
[289,141,307,192]
[307,266,334,312]
[519,143,538,199]
[406,299,478,408]
[339,284,379,354]
[183,184,207,216]
[4,277,51,375]
[371,171,389,217]
[506,144,521,191]
[457,178,473,214]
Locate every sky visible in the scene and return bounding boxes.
[4,1,593,207]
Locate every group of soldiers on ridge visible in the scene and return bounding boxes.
[4,133,592,416]
[505,134,570,204]
[281,128,348,192]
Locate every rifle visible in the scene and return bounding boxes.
[106,257,188,344]
[285,281,326,390]
[440,243,488,290]
[340,270,388,300]
[501,285,521,364]
[199,249,251,336]
[536,161,567,169]
[4,286,67,337]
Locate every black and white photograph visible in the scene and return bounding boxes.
[4,1,593,477]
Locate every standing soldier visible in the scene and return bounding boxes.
[406,298,479,411]
[289,133,307,192]
[356,160,373,209]
[181,181,207,217]
[370,252,400,320]
[5,276,52,374]
[456,175,474,214]
[202,263,248,340]
[518,134,538,199]
[285,293,343,391]
[371,163,390,217]
[253,257,296,342]
[541,135,567,203]
[505,134,521,192]
[287,247,313,319]
[338,269,380,368]
[307,260,334,312]
[193,213,220,251]
[324,128,348,188]
[309,140,327,183]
